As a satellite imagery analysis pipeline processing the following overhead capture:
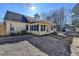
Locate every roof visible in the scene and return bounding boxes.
[4,11,34,23]
[29,20,56,26]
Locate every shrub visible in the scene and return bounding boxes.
[10,30,27,36]
[53,31,58,35]
[10,32,17,36]
[16,32,21,35]
[21,30,27,35]
[10,32,21,36]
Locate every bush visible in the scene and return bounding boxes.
[16,32,21,35]
[10,30,27,36]
[10,32,18,36]
[10,32,21,36]
[21,30,27,35]
[53,31,58,35]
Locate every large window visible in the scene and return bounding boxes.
[34,25,36,31]
[36,25,39,31]
[31,25,33,31]
[30,25,39,31]
[44,25,45,31]
[30,25,32,30]
[26,25,28,30]
[41,25,46,31]
[30,25,34,31]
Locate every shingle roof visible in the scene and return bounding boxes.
[4,11,34,23]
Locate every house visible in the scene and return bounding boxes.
[64,24,74,32]
[0,11,56,36]
[4,11,32,35]
[0,23,6,36]
[4,20,56,35]
[27,21,56,35]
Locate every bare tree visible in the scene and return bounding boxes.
[40,12,48,21]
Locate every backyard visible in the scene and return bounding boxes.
[0,34,73,56]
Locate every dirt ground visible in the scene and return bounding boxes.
[0,34,72,56]
[0,41,47,56]
[71,37,79,56]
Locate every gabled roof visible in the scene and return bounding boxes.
[4,11,34,23]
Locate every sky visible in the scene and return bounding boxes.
[0,3,76,22]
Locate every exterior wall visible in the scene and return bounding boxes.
[26,24,30,33]
[30,23,47,35]
[29,23,40,35]
[0,25,6,36]
[30,25,50,35]
[29,22,56,35]
[46,23,56,34]
[4,20,29,35]
[4,20,56,35]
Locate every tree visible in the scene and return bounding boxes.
[40,12,48,20]
[72,18,79,27]
[71,3,79,29]
[72,3,79,16]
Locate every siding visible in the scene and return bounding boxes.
[0,25,6,36]
[4,20,56,35]
[5,20,29,35]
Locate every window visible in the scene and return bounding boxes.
[51,26,53,30]
[30,25,32,30]
[41,25,46,31]
[10,27,14,31]
[30,25,34,31]
[30,25,39,31]
[10,24,15,32]
[34,25,36,31]
[31,25,33,31]
[36,25,39,31]
[41,25,43,31]
[44,25,45,31]
[26,25,28,30]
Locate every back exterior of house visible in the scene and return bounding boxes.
[0,11,56,36]
[4,20,56,35]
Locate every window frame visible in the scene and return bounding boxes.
[41,25,46,31]
[10,24,15,32]
[26,25,29,30]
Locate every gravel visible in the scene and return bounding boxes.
[27,35,72,56]
[0,34,73,56]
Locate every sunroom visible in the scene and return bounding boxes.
[26,21,56,35]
